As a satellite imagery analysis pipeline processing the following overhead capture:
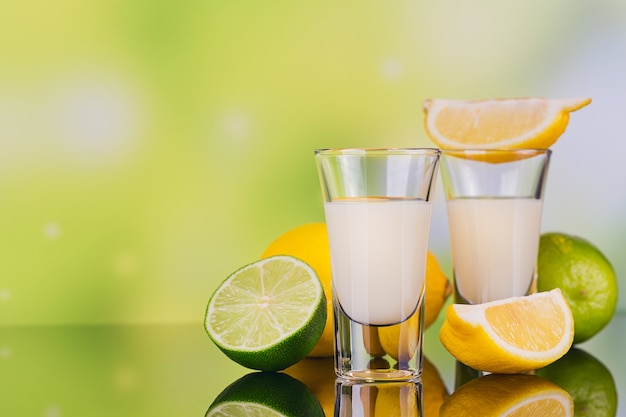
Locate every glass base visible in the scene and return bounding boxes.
[333,294,424,382]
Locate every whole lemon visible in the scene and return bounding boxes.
[262,223,452,358]
[537,232,618,344]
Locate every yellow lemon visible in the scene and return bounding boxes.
[423,251,453,328]
[439,373,573,417]
[423,97,591,150]
[439,289,574,374]
[263,223,452,358]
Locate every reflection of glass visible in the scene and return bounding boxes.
[206,372,324,416]
[440,373,572,416]
[335,379,423,417]
[316,148,440,381]
[440,149,551,304]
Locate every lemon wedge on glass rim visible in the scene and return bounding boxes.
[439,289,574,374]
[423,97,591,149]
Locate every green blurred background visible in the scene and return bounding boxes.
[1,0,625,326]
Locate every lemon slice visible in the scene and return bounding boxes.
[439,289,574,374]
[439,374,573,417]
[204,255,327,371]
[423,97,591,149]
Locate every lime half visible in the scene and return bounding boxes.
[206,372,324,417]
[205,255,327,371]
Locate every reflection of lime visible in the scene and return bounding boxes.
[439,374,573,417]
[537,347,617,417]
[204,256,326,371]
[537,233,618,344]
[206,372,324,417]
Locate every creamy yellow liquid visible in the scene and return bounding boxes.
[447,198,543,304]
[324,199,432,325]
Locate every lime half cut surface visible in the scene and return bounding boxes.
[205,255,327,371]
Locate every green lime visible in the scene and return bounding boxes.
[206,372,325,417]
[205,255,327,371]
[537,232,618,344]
[537,347,617,417]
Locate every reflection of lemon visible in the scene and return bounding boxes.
[439,374,573,417]
[423,97,591,150]
[373,382,420,417]
[284,358,336,417]
[537,347,617,417]
[537,233,618,344]
[262,224,452,357]
[206,372,324,416]
[439,289,574,373]
[422,356,449,417]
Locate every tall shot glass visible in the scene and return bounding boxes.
[315,148,440,381]
[440,149,551,305]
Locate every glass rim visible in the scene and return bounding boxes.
[314,147,441,156]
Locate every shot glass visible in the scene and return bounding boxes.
[315,148,440,381]
[440,149,551,305]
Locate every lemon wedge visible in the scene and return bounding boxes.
[439,289,574,374]
[423,97,591,149]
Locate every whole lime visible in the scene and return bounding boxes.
[537,232,618,344]
[537,347,617,417]
[206,372,324,417]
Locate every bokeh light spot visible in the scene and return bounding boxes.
[51,71,143,165]
[44,222,61,240]
[381,58,404,80]
[43,405,61,417]
[0,288,10,301]
[222,110,252,142]
[113,366,137,391]
[0,346,11,359]
[113,253,138,277]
